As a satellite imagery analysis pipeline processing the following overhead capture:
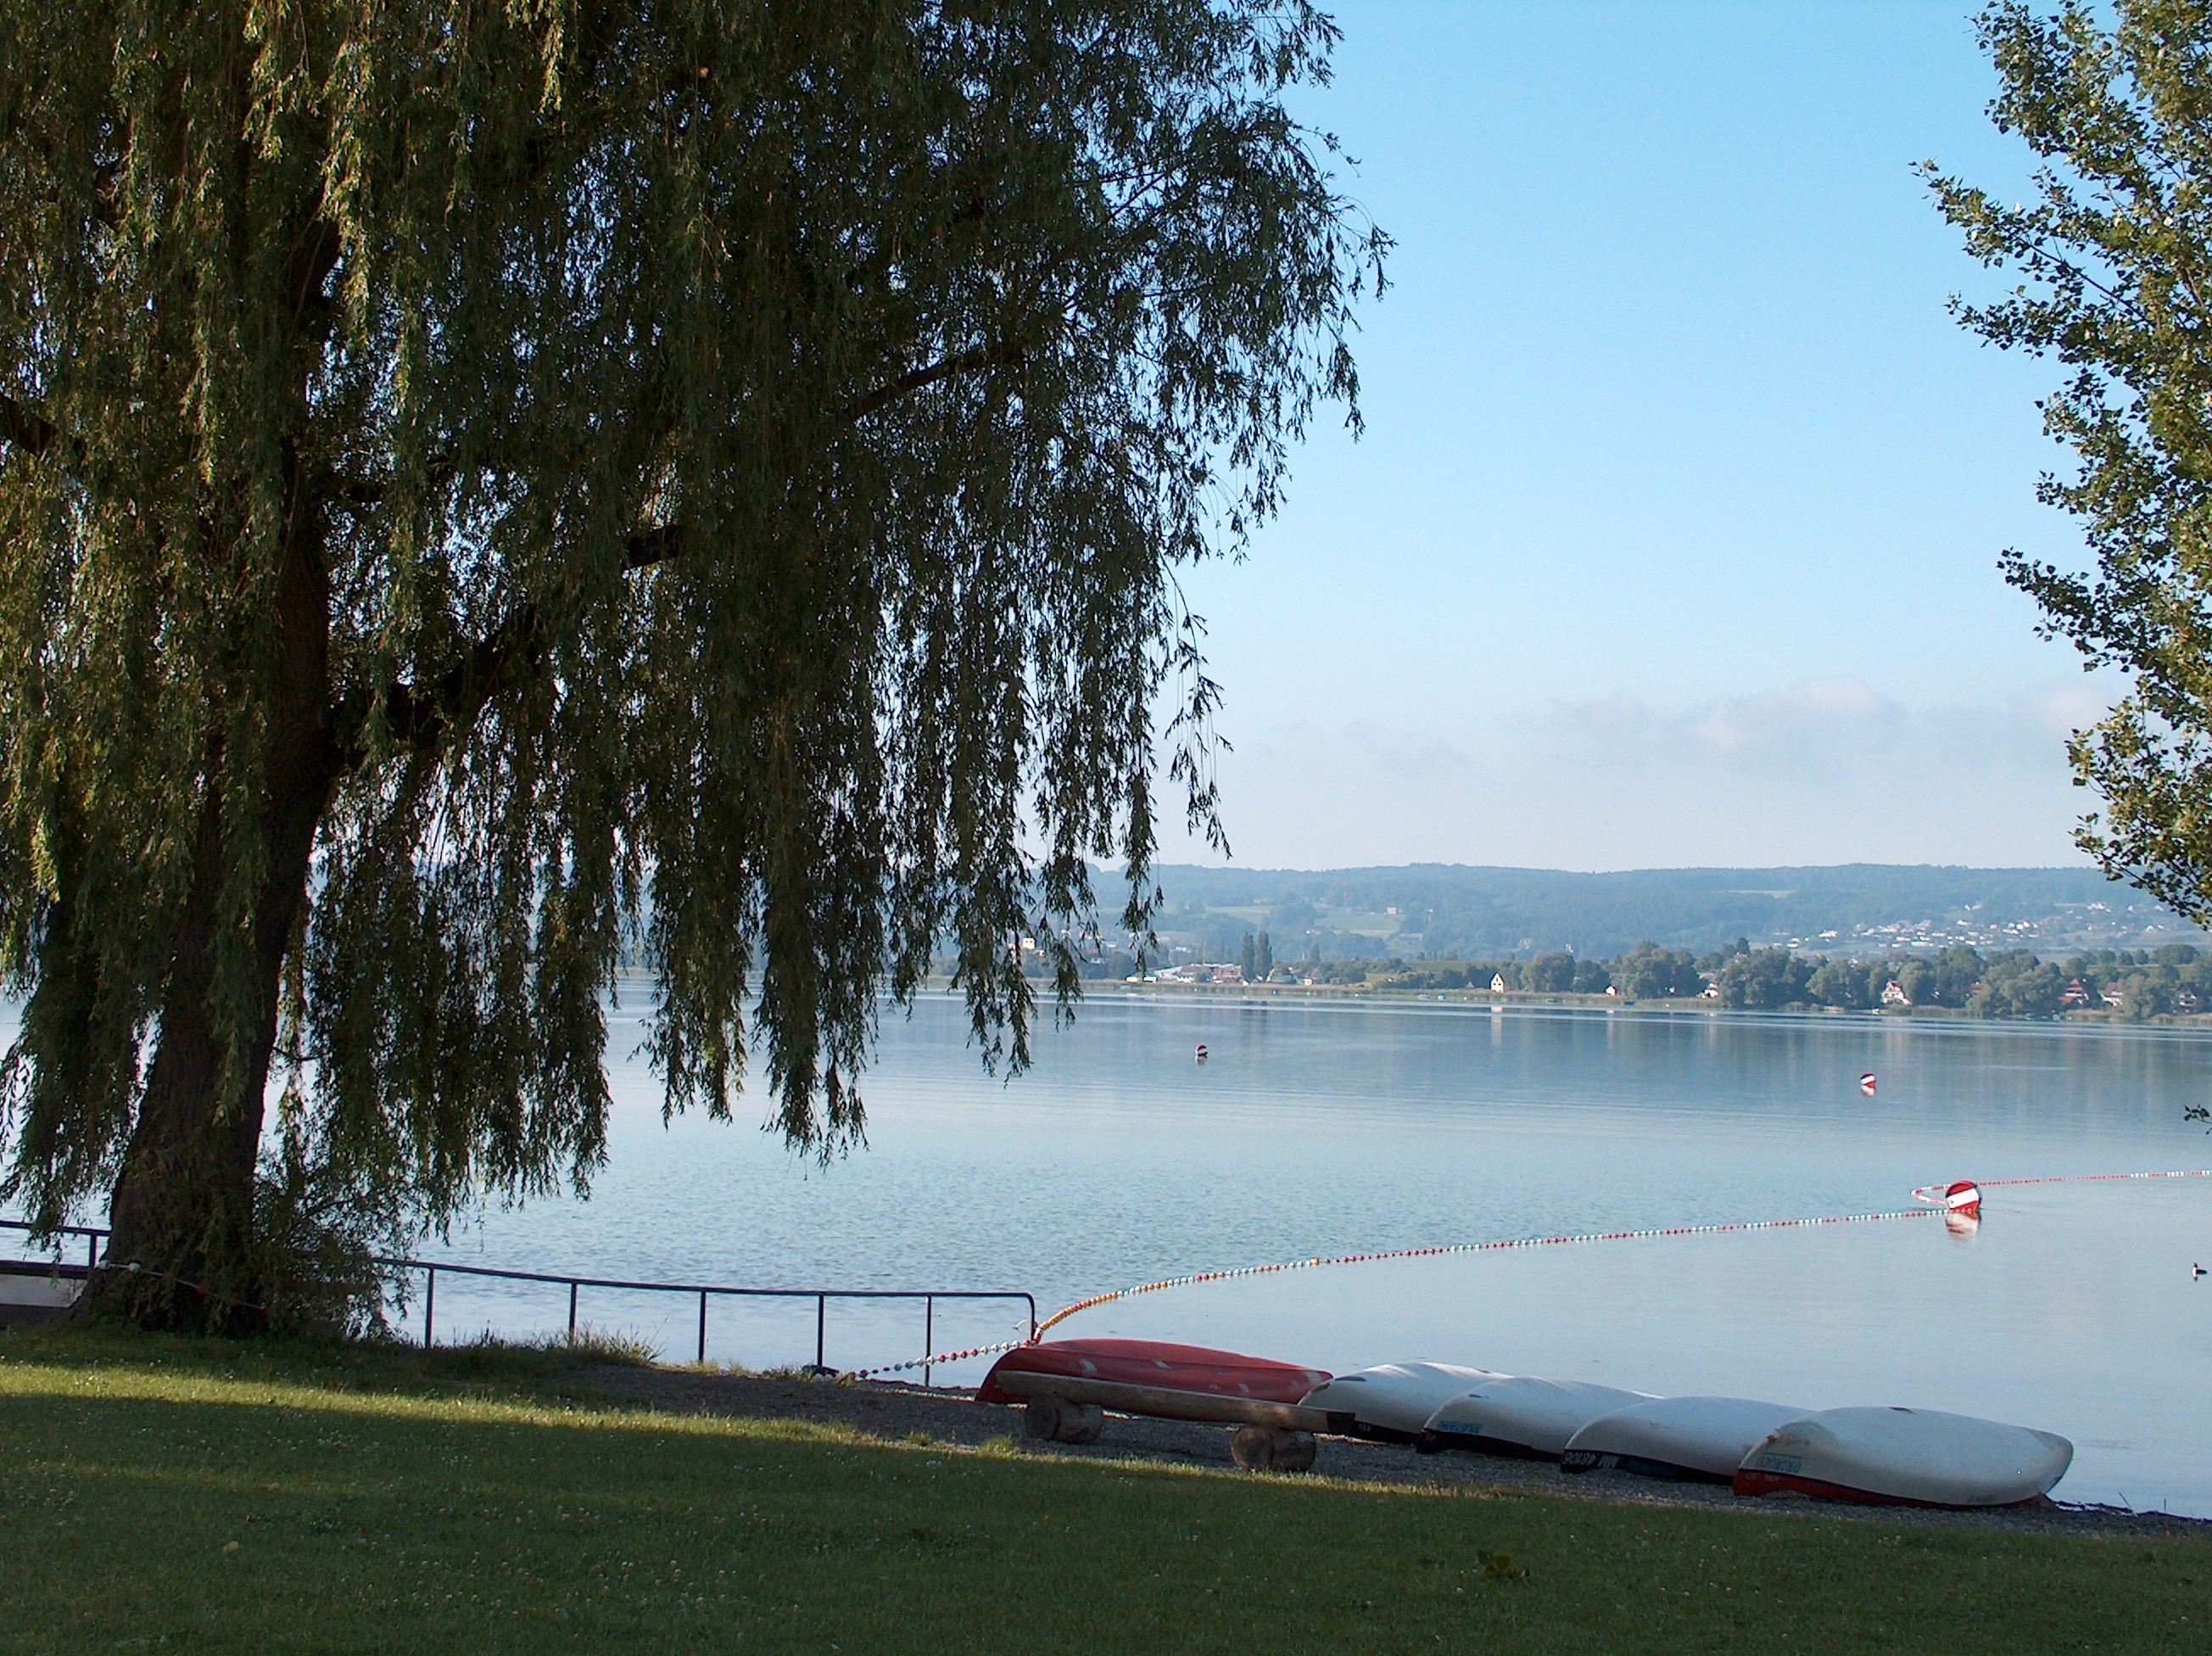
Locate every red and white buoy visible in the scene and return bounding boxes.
[1913,1178,1982,1218]
[1859,1072,1877,1097]
[1194,1043,1209,1063]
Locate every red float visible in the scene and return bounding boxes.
[977,1338,1326,1408]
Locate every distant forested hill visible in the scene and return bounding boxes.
[1140,864,2200,960]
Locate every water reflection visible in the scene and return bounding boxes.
[8,992,2210,1513]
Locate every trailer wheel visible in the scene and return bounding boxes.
[1023,1395,1104,1444]
[1232,1425,1316,1472]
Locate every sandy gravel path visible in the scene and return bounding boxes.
[573,1364,2209,1539]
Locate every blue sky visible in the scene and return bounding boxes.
[1163,1,2113,870]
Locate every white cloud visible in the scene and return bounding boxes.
[1547,678,1910,780]
[2009,677,2109,741]
[1162,676,2122,870]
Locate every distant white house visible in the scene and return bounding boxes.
[1880,979,1910,1007]
[1490,972,1508,993]
[1158,962,1243,985]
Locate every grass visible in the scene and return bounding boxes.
[2,1326,2205,1654]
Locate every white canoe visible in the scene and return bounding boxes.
[1301,1362,1508,1441]
[1421,1377,1654,1460]
[0,1266,83,1329]
[1561,1396,1808,1483]
[1734,1407,2073,1508]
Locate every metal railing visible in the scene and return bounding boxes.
[396,1255,1033,1380]
[0,1219,101,1274]
[0,1219,1034,1385]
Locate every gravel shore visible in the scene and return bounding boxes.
[574,1364,2209,1539]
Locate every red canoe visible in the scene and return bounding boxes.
[979,1339,1337,1428]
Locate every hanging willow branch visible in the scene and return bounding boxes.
[0,0,1384,1316]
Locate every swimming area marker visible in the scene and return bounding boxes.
[845,1167,2212,1381]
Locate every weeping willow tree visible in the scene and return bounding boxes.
[0,0,1382,1327]
[1932,1,2212,916]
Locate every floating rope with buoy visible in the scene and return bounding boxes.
[1976,1167,2212,1190]
[1025,1205,1945,1340]
[1912,1179,1985,1217]
[844,1166,2212,1381]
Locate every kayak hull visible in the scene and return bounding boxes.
[976,1340,1331,1425]
[1299,1362,1509,1443]
[1562,1396,1809,1484]
[1421,1378,1653,1461]
[986,1369,1348,1432]
[1734,1407,2073,1508]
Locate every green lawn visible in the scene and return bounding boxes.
[2,1327,2204,1653]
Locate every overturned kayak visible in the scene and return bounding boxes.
[976,1339,1338,1429]
[1420,1377,1654,1460]
[1562,1396,1808,1483]
[1734,1407,2073,1508]
[0,1262,83,1329]
[1300,1362,1508,1442]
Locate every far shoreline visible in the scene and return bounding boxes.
[913,976,2212,1033]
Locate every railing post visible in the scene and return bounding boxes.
[0,1230,1036,1380]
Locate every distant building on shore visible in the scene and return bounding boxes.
[1156,962,1243,985]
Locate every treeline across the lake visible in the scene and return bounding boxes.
[1189,942,2212,1020]
[1144,862,2204,957]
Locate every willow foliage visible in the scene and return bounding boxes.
[1933,1,2212,915]
[0,0,1380,1315]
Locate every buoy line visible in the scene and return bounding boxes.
[845,1166,2212,1382]
[1024,1206,1941,1340]
[1978,1168,2212,1189]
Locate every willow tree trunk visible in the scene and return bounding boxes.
[98,473,336,1329]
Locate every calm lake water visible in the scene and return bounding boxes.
[10,992,2212,1513]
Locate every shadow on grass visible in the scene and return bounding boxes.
[1,1317,651,1396]
[2,1326,2207,1655]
